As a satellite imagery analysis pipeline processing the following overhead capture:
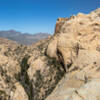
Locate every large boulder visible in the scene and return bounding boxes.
[46,8,100,71]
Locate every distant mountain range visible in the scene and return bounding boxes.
[0,30,51,45]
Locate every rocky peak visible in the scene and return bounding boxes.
[46,8,100,100]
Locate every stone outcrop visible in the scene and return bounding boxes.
[47,8,100,71]
[55,17,68,33]
[46,8,100,100]
[0,8,100,100]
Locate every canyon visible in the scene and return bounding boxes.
[0,8,100,100]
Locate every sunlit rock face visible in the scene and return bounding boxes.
[46,8,100,100]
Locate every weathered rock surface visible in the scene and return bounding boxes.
[46,8,100,100]
[0,8,100,100]
[0,37,65,100]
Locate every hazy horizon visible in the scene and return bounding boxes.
[0,0,100,34]
[0,29,50,35]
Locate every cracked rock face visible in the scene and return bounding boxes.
[47,8,100,71]
[46,8,100,100]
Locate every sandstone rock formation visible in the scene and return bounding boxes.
[0,8,100,100]
[46,8,100,100]
[0,37,65,100]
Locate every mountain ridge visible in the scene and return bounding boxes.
[0,30,51,45]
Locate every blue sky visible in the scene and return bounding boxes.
[0,0,100,34]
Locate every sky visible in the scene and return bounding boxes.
[0,0,100,34]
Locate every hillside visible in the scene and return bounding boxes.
[0,8,100,100]
[0,30,50,45]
